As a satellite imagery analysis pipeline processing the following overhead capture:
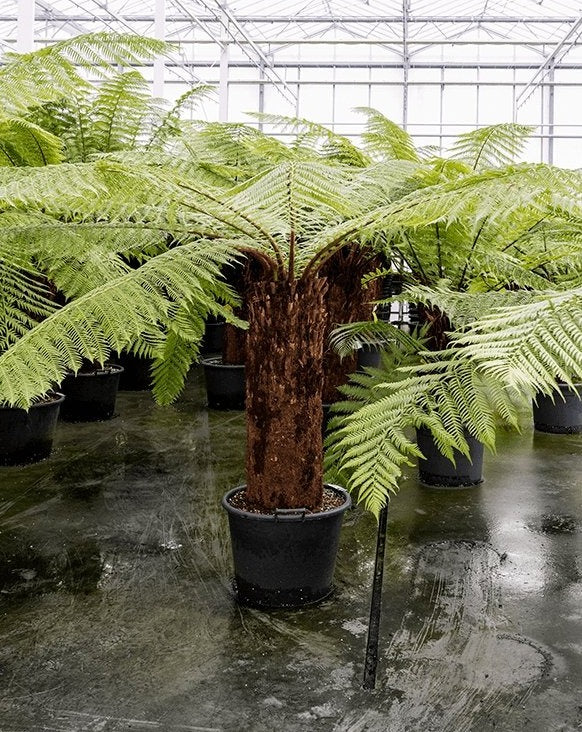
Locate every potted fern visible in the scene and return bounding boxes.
[328,115,582,489]
[0,149,407,605]
[1,110,581,604]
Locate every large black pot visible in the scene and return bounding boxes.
[202,357,245,410]
[222,484,351,608]
[533,383,582,434]
[59,365,123,422]
[0,393,64,465]
[416,426,484,487]
[116,352,152,391]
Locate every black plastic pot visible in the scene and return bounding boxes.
[201,319,224,355]
[357,344,383,370]
[202,357,245,410]
[0,393,64,465]
[533,383,582,434]
[222,484,351,608]
[116,352,152,391]
[59,365,123,422]
[416,426,484,487]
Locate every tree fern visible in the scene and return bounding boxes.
[355,107,420,162]
[0,33,171,116]
[450,123,536,171]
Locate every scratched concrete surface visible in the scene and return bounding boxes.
[0,368,581,732]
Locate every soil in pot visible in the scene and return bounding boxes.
[222,484,351,608]
[416,426,484,488]
[59,364,123,422]
[201,356,245,410]
[533,383,582,434]
[0,392,64,465]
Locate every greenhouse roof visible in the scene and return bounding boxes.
[2,0,581,46]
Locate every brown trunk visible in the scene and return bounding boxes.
[417,304,452,351]
[222,255,271,366]
[320,247,382,403]
[222,323,247,365]
[245,276,328,511]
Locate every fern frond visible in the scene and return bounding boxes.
[0,241,239,408]
[0,119,63,166]
[355,107,419,162]
[0,33,171,115]
[450,123,536,171]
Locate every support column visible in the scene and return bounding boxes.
[402,0,411,129]
[545,67,555,164]
[153,0,166,98]
[218,11,230,122]
[17,0,35,53]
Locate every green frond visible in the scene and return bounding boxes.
[249,112,370,167]
[0,241,240,408]
[147,85,215,149]
[355,107,419,162]
[0,33,171,115]
[450,123,536,172]
[453,287,582,393]
[0,118,63,166]
[90,71,153,153]
[329,319,426,358]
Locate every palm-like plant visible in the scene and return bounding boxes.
[1,102,581,520]
[323,116,582,515]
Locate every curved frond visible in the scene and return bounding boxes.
[450,123,536,172]
[355,107,419,162]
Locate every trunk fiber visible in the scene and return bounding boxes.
[320,248,382,404]
[417,304,452,351]
[245,276,328,511]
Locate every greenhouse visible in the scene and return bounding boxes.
[0,2,581,730]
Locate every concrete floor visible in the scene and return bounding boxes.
[0,369,581,732]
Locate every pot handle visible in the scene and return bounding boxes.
[275,507,307,521]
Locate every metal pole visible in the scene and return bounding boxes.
[218,9,229,122]
[153,0,166,98]
[17,0,35,52]
[402,0,410,129]
[362,505,389,690]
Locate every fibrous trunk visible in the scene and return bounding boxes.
[222,256,269,366]
[245,276,328,511]
[320,247,382,403]
[417,304,452,351]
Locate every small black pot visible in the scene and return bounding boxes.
[533,383,582,434]
[59,365,123,422]
[416,426,484,487]
[0,393,64,466]
[222,484,351,608]
[202,357,245,410]
[116,352,152,391]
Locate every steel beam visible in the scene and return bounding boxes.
[515,14,582,114]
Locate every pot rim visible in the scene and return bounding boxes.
[0,391,65,411]
[66,363,124,378]
[201,356,245,369]
[222,483,351,522]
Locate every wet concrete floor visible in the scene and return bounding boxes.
[0,368,581,731]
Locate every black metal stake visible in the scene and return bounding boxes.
[362,504,389,690]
